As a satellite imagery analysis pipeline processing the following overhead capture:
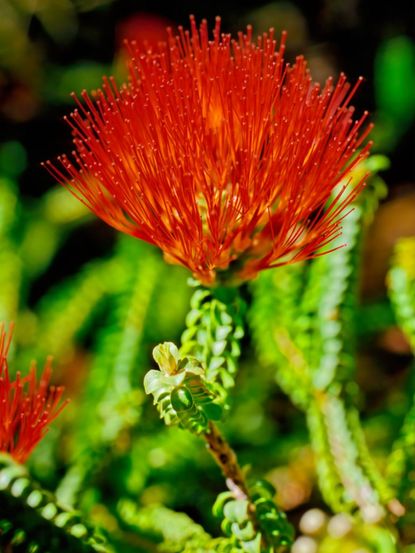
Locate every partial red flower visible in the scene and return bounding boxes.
[0,324,68,463]
[45,17,372,286]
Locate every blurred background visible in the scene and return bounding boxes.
[0,1,414,551]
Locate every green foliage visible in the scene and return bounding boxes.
[117,499,213,552]
[1,0,414,544]
[249,262,309,410]
[0,146,91,354]
[146,327,293,551]
[387,237,415,351]
[145,342,224,433]
[213,480,294,552]
[56,236,160,506]
[386,395,415,500]
[0,141,27,178]
[374,35,415,151]
[32,258,117,359]
[386,238,415,500]
[181,286,245,392]
[0,454,110,553]
[250,163,394,517]
[1,143,415,552]
[0,175,22,325]
[44,62,110,104]
[356,300,396,337]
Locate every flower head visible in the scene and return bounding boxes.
[0,324,68,463]
[45,17,372,285]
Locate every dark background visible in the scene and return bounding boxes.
[1,0,414,190]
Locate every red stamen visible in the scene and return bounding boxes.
[0,325,69,463]
[45,17,372,285]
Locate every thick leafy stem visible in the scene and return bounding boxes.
[0,454,110,553]
[144,340,293,552]
[250,159,400,520]
[386,237,415,501]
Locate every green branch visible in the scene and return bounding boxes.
[181,286,245,392]
[0,454,110,553]
[250,167,398,518]
[144,341,294,552]
[386,237,415,502]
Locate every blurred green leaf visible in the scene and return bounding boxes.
[374,35,415,149]
[0,142,27,178]
[375,35,415,123]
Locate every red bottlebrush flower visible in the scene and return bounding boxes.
[0,324,68,463]
[45,17,372,286]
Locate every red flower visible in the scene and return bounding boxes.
[45,17,372,285]
[0,324,68,463]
